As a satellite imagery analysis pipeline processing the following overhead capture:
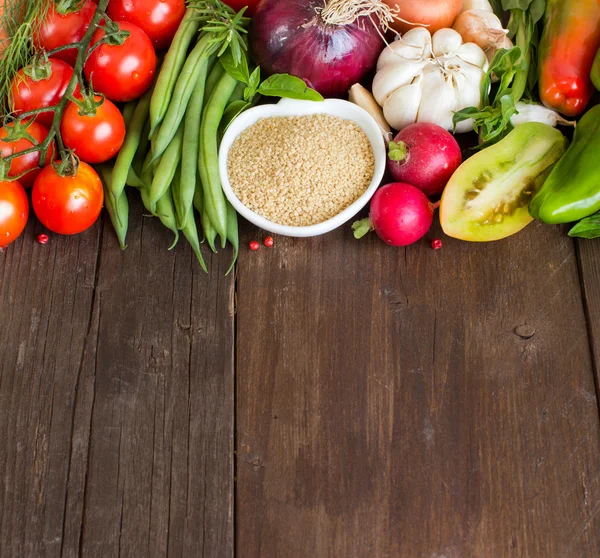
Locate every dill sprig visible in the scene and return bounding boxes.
[0,0,53,112]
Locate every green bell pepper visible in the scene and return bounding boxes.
[593,48,600,91]
[529,104,600,224]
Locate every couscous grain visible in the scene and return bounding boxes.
[227,114,375,227]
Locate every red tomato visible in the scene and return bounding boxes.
[0,122,54,188]
[32,162,104,235]
[223,0,260,15]
[10,59,77,128]
[107,0,185,51]
[84,21,157,102]
[0,180,29,248]
[61,96,126,163]
[33,0,97,66]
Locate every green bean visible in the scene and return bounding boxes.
[122,101,137,127]
[110,87,153,208]
[133,120,152,181]
[126,167,143,188]
[203,62,225,108]
[173,167,207,271]
[225,200,238,276]
[199,68,238,244]
[177,60,209,230]
[98,164,128,250]
[149,35,216,164]
[149,8,200,138]
[193,185,217,253]
[148,122,184,213]
[155,187,179,250]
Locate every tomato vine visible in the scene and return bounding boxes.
[0,0,126,179]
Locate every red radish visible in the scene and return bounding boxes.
[387,123,462,197]
[352,183,436,247]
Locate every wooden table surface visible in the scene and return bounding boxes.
[1,195,599,558]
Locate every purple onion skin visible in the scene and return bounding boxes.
[250,0,384,98]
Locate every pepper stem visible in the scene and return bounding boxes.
[352,218,373,239]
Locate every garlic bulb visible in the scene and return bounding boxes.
[510,102,576,128]
[372,28,489,133]
[453,9,508,51]
[461,0,494,12]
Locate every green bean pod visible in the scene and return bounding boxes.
[177,60,209,230]
[149,122,184,213]
[193,185,217,253]
[98,164,128,250]
[122,101,137,127]
[203,62,225,108]
[149,35,216,164]
[173,168,208,272]
[149,8,200,137]
[110,87,153,206]
[132,120,151,180]
[199,68,238,243]
[155,187,180,250]
[225,200,238,276]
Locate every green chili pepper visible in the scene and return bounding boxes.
[592,48,600,91]
[530,104,600,224]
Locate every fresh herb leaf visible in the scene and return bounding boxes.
[219,48,250,84]
[258,74,324,101]
[244,67,261,101]
[569,214,600,239]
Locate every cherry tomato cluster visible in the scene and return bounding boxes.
[0,0,185,250]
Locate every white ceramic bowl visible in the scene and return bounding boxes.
[218,98,386,238]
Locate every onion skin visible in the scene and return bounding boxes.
[250,0,385,97]
[383,0,462,35]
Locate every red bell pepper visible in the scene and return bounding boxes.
[538,0,600,116]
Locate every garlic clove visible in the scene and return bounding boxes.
[453,9,508,52]
[461,0,494,12]
[349,84,392,141]
[400,27,433,49]
[377,41,427,71]
[383,78,423,131]
[417,69,458,131]
[432,28,464,57]
[510,102,577,128]
[456,42,489,69]
[372,60,426,106]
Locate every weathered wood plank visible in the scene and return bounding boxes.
[235,220,600,558]
[0,196,235,558]
[576,238,600,401]
[0,218,102,558]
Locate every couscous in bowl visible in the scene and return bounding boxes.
[218,98,387,238]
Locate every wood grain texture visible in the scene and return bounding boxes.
[577,238,600,402]
[0,196,235,558]
[235,220,600,558]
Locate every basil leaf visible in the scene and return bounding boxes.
[220,48,250,84]
[258,74,324,101]
[244,67,261,101]
[569,214,600,239]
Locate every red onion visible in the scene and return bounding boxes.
[251,0,394,97]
